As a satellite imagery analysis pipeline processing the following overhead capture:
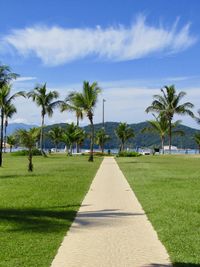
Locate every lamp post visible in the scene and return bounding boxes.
[102,99,106,128]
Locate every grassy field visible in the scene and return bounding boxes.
[117,155,200,267]
[0,154,102,267]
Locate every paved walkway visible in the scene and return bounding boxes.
[51,157,172,267]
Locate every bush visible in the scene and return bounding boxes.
[11,148,42,156]
[117,151,141,157]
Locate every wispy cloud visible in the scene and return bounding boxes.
[14,76,37,82]
[2,15,196,66]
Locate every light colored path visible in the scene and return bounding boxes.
[51,157,172,267]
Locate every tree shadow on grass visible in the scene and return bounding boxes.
[0,206,79,233]
[0,207,145,232]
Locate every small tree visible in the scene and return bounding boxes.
[142,115,184,154]
[95,128,110,153]
[16,128,40,172]
[115,123,134,152]
[48,126,63,152]
[7,135,16,152]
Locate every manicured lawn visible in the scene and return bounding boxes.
[0,154,102,267]
[117,155,200,267]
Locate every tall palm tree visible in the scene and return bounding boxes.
[16,128,40,171]
[0,84,25,166]
[194,133,200,154]
[142,115,184,154]
[115,122,134,152]
[0,64,19,87]
[4,103,17,152]
[68,81,101,161]
[7,135,16,152]
[28,83,60,155]
[95,128,110,153]
[48,126,63,152]
[60,94,84,153]
[146,85,194,153]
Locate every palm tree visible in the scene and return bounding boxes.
[62,123,83,155]
[68,81,101,161]
[146,85,194,153]
[27,83,60,155]
[115,122,134,152]
[142,115,184,154]
[194,133,200,154]
[48,126,63,152]
[95,128,110,153]
[0,64,19,87]
[4,103,17,152]
[7,135,16,152]
[0,84,25,166]
[60,94,84,153]
[16,128,40,171]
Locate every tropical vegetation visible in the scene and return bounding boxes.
[115,122,134,152]
[146,85,194,153]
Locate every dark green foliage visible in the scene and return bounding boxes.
[11,149,42,156]
[117,151,141,157]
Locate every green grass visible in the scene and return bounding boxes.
[0,154,102,267]
[117,155,200,267]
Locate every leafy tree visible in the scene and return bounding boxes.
[146,85,194,153]
[67,81,101,161]
[48,126,63,152]
[7,135,16,152]
[28,83,60,155]
[0,84,25,166]
[16,128,40,171]
[95,128,110,153]
[142,115,184,154]
[4,103,17,152]
[115,122,134,152]
[194,133,200,153]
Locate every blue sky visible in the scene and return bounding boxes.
[0,0,200,127]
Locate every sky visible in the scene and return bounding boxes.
[0,0,200,128]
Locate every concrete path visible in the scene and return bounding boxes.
[51,157,172,267]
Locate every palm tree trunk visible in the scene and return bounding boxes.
[10,145,12,153]
[121,141,124,152]
[88,119,94,162]
[4,120,7,153]
[76,116,80,153]
[0,109,4,167]
[161,136,164,154]
[55,142,58,152]
[40,114,45,156]
[169,118,172,154]
[28,149,33,172]
[199,145,200,154]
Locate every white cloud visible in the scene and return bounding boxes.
[14,76,37,82]
[2,16,196,66]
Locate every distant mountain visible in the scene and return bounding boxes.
[7,123,38,135]
[7,121,200,150]
[43,121,200,150]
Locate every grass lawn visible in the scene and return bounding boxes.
[117,155,200,267]
[0,153,102,267]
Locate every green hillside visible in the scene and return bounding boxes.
[42,121,200,150]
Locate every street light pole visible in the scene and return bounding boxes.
[102,99,106,128]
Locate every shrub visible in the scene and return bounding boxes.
[117,151,141,157]
[11,148,42,156]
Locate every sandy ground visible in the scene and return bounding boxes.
[51,157,172,267]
